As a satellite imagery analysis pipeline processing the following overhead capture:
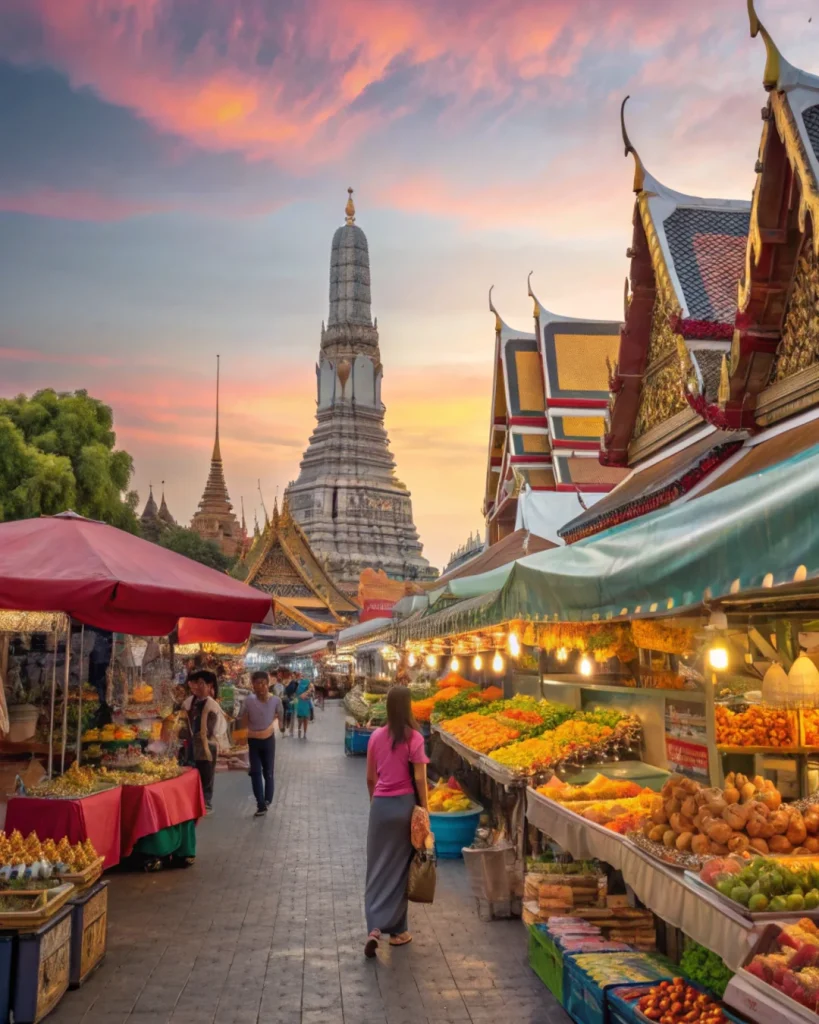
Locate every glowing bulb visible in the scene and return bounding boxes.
[425,653,437,668]
[708,645,729,671]
[492,651,505,674]
[450,656,460,672]
[579,656,593,677]
[556,647,568,663]
[473,654,483,671]
[408,652,416,667]
[508,633,521,658]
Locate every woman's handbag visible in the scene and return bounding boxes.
[406,841,436,904]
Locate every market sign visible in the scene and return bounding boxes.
[665,698,711,783]
[360,599,396,623]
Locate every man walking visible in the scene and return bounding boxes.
[240,671,284,817]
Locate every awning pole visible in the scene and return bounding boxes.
[47,633,58,778]
[76,626,85,767]
[60,623,72,773]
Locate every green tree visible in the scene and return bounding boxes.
[0,389,138,530]
[158,526,233,572]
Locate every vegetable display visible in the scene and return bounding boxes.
[636,979,729,1024]
[679,943,733,999]
[700,855,819,913]
[715,705,797,748]
[745,918,819,1012]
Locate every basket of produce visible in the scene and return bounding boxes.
[690,854,819,919]
[731,919,819,1020]
[0,831,101,886]
[607,979,742,1024]
[344,720,374,756]
[0,883,75,929]
[562,952,676,1024]
[96,757,184,786]
[29,763,119,799]
[428,778,482,859]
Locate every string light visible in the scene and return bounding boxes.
[492,651,505,674]
[473,654,483,671]
[450,656,460,672]
[579,656,593,677]
[556,647,568,663]
[708,645,729,671]
[408,652,416,667]
[425,653,437,668]
[508,633,521,658]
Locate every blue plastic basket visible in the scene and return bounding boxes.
[344,723,374,756]
[429,803,482,859]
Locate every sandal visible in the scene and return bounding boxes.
[389,932,413,947]
[364,929,380,958]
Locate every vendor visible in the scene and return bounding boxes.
[181,670,220,814]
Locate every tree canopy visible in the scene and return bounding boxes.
[157,526,234,572]
[0,389,138,530]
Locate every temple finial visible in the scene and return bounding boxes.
[240,496,247,531]
[212,354,222,462]
[748,0,782,91]
[345,187,356,225]
[527,271,541,319]
[620,96,646,193]
[488,285,502,333]
[258,479,269,526]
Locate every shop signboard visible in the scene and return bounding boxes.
[665,697,711,783]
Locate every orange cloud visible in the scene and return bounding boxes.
[0,188,166,222]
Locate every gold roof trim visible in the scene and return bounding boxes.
[621,96,646,193]
[488,285,502,333]
[747,0,782,92]
[636,192,682,315]
[527,271,541,319]
[273,597,338,635]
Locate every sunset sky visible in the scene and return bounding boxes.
[0,0,815,569]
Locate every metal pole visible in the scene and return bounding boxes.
[60,624,72,773]
[76,626,85,767]
[47,632,58,779]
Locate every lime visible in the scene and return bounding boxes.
[731,884,751,906]
[769,895,789,912]
[805,890,819,910]
[748,893,769,913]
[787,893,805,911]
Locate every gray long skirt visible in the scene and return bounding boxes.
[365,793,415,936]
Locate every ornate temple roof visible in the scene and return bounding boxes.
[244,496,359,632]
[157,485,176,528]
[140,486,159,524]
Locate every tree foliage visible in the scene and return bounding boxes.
[158,526,233,572]
[0,389,138,530]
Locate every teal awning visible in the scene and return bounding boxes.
[418,443,819,636]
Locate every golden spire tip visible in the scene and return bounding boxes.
[747,0,782,91]
[620,96,646,193]
[345,187,356,225]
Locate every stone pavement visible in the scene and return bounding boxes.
[51,703,570,1024]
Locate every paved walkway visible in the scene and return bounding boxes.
[52,703,569,1024]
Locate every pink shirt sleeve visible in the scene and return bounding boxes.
[408,730,429,764]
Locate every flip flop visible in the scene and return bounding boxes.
[364,930,381,958]
[389,933,413,947]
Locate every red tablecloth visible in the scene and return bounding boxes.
[119,768,205,856]
[5,786,123,868]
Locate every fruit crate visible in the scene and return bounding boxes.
[562,953,676,1024]
[528,925,564,1002]
[608,982,744,1024]
[344,722,374,756]
[686,870,819,922]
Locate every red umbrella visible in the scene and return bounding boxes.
[177,618,255,645]
[0,512,270,635]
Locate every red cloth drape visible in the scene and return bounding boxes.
[5,786,122,868]
[177,618,253,644]
[119,769,205,856]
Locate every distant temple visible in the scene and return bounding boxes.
[441,532,485,577]
[190,356,242,557]
[243,496,359,633]
[559,2,819,542]
[483,283,627,545]
[140,483,176,542]
[286,189,437,586]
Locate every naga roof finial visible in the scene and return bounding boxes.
[748,0,782,91]
[345,186,356,225]
[527,271,541,319]
[620,96,646,193]
[488,285,502,333]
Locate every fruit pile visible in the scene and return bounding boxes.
[702,855,819,913]
[97,757,183,786]
[131,684,154,703]
[489,715,632,773]
[82,724,138,743]
[439,712,520,753]
[715,704,796,747]
[636,979,730,1024]
[0,830,98,876]
[745,918,819,1011]
[540,774,647,803]
[804,709,819,746]
[32,762,112,797]
[478,686,504,702]
[411,686,467,722]
[428,778,471,813]
[639,772,800,859]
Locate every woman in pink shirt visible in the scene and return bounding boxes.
[364,686,429,958]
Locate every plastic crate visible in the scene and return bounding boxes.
[344,723,373,756]
[529,925,564,1002]
[607,982,745,1024]
[563,953,676,1024]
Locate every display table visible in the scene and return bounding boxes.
[432,727,483,768]
[119,769,205,857]
[5,786,122,868]
[525,788,758,970]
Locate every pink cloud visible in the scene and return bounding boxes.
[0,188,166,222]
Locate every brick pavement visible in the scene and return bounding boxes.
[51,703,569,1024]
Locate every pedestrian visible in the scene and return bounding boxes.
[240,671,284,817]
[363,686,429,958]
[271,670,286,699]
[284,673,299,737]
[182,670,221,815]
[295,677,314,739]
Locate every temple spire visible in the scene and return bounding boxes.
[212,354,221,462]
[345,186,356,225]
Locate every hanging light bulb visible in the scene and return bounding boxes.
[556,647,568,663]
[508,632,521,658]
[450,655,460,672]
[425,653,437,668]
[579,655,593,677]
[408,652,416,667]
[708,644,729,671]
[492,651,505,674]
[473,653,483,671]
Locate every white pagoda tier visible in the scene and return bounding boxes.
[286,190,437,585]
